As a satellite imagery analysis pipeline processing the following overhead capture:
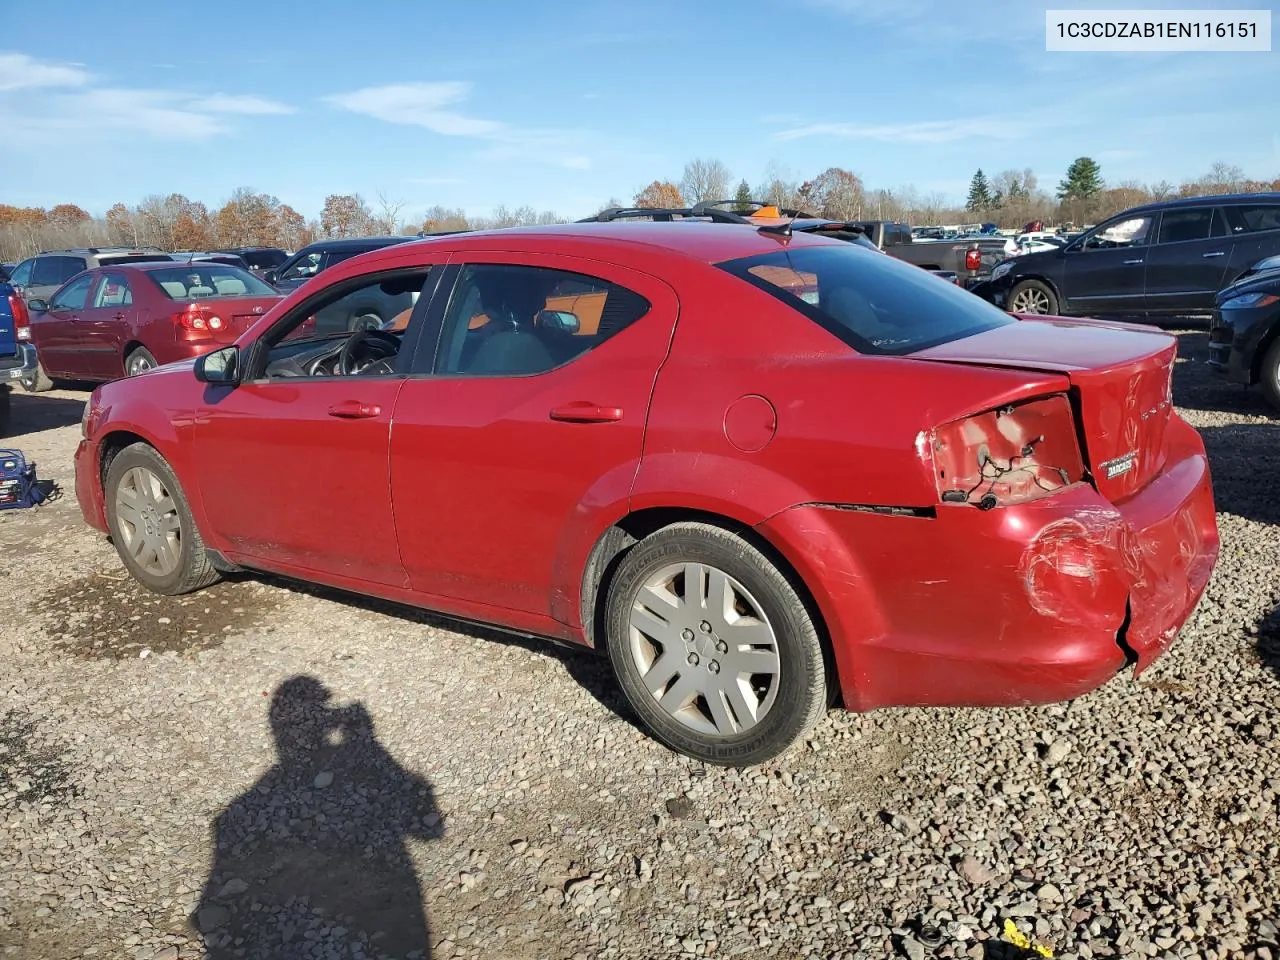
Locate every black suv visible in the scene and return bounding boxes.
[975,193,1280,320]
[265,237,415,295]
[214,246,289,278]
[5,247,173,303]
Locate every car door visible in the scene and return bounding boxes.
[1142,206,1234,316]
[1058,212,1155,316]
[76,273,135,378]
[271,249,324,292]
[389,253,678,621]
[32,273,97,377]
[191,265,440,587]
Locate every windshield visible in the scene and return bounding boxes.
[147,264,277,299]
[718,243,1014,355]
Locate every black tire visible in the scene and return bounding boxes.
[1007,279,1059,315]
[19,360,53,393]
[125,347,157,377]
[0,386,10,435]
[604,522,828,766]
[1261,337,1280,414]
[104,442,221,595]
[348,312,383,332]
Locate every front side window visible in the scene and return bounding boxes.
[1155,208,1216,245]
[435,264,651,376]
[1083,215,1154,250]
[33,256,87,286]
[279,252,322,282]
[49,274,95,311]
[93,274,133,308]
[718,243,1013,355]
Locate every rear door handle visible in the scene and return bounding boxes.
[1123,259,1144,265]
[327,400,382,419]
[549,401,623,423]
[112,312,127,320]
[1202,251,1225,258]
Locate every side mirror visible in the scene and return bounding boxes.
[194,345,240,385]
[536,309,580,335]
[27,298,48,313]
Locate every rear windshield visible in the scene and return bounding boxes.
[717,243,1014,355]
[147,265,277,300]
[98,254,174,265]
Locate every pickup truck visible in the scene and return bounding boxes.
[848,220,1014,288]
[0,272,39,434]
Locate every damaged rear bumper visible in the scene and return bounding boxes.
[755,441,1219,712]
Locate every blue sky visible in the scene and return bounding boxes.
[1,0,1276,222]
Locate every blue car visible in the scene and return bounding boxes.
[0,277,40,434]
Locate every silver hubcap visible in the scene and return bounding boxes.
[115,466,181,577]
[628,562,781,737]
[351,314,380,331]
[128,353,154,375]
[1011,287,1051,313]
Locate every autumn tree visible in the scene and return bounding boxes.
[320,194,372,238]
[47,204,91,225]
[105,203,140,246]
[276,204,308,250]
[420,205,471,234]
[215,188,284,247]
[680,158,732,205]
[632,181,685,209]
[798,167,863,219]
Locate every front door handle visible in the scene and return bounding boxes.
[112,312,127,320]
[1202,251,1225,258]
[327,400,382,419]
[549,401,623,423]
[1123,259,1144,265]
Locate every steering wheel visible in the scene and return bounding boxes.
[338,329,401,376]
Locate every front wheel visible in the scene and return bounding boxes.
[1007,279,1059,315]
[1260,337,1280,414]
[604,522,828,766]
[104,442,221,595]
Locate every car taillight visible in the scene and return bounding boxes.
[9,294,30,340]
[931,395,1085,509]
[964,248,982,271]
[174,304,225,338]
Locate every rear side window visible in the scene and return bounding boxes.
[242,250,287,269]
[33,256,86,286]
[8,260,33,286]
[1224,204,1280,234]
[1156,208,1216,244]
[718,243,1013,355]
[93,274,133,307]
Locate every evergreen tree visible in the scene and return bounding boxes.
[733,179,753,212]
[1057,157,1103,202]
[965,169,993,212]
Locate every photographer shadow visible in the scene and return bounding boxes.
[193,676,444,959]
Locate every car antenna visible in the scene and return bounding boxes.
[757,204,802,243]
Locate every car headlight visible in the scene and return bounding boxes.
[991,260,1015,281]
[1222,292,1279,310]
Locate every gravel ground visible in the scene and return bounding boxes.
[1,331,1277,960]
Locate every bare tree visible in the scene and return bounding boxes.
[680,158,732,205]
[374,190,407,234]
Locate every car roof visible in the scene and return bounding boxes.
[1125,192,1280,214]
[404,221,839,264]
[301,236,415,251]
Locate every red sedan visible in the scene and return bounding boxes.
[72,223,1220,765]
[23,261,281,387]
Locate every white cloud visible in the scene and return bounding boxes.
[0,51,90,91]
[0,53,295,147]
[325,80,595,169]
[774,116,1026,144]
[324,82,500,136]
[197,93,295,115]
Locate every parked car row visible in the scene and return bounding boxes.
[51,211,1220,765]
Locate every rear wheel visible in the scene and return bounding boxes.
[604,522,828,766]
[348,312,383,332]
[104,443,220,595]
[125,347,157,377]
[19,361,53,393]
[1260,337,1280,413]
[1008,279,1058,315]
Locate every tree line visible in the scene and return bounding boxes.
[3,157,1277,262]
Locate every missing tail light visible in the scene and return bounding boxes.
[9,293,30,340]
[964,248,982,272]
[932,395,1085,509]
[174,304,225,339]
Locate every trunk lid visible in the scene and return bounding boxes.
[181,294,281,341]
[913,316,1177,502]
